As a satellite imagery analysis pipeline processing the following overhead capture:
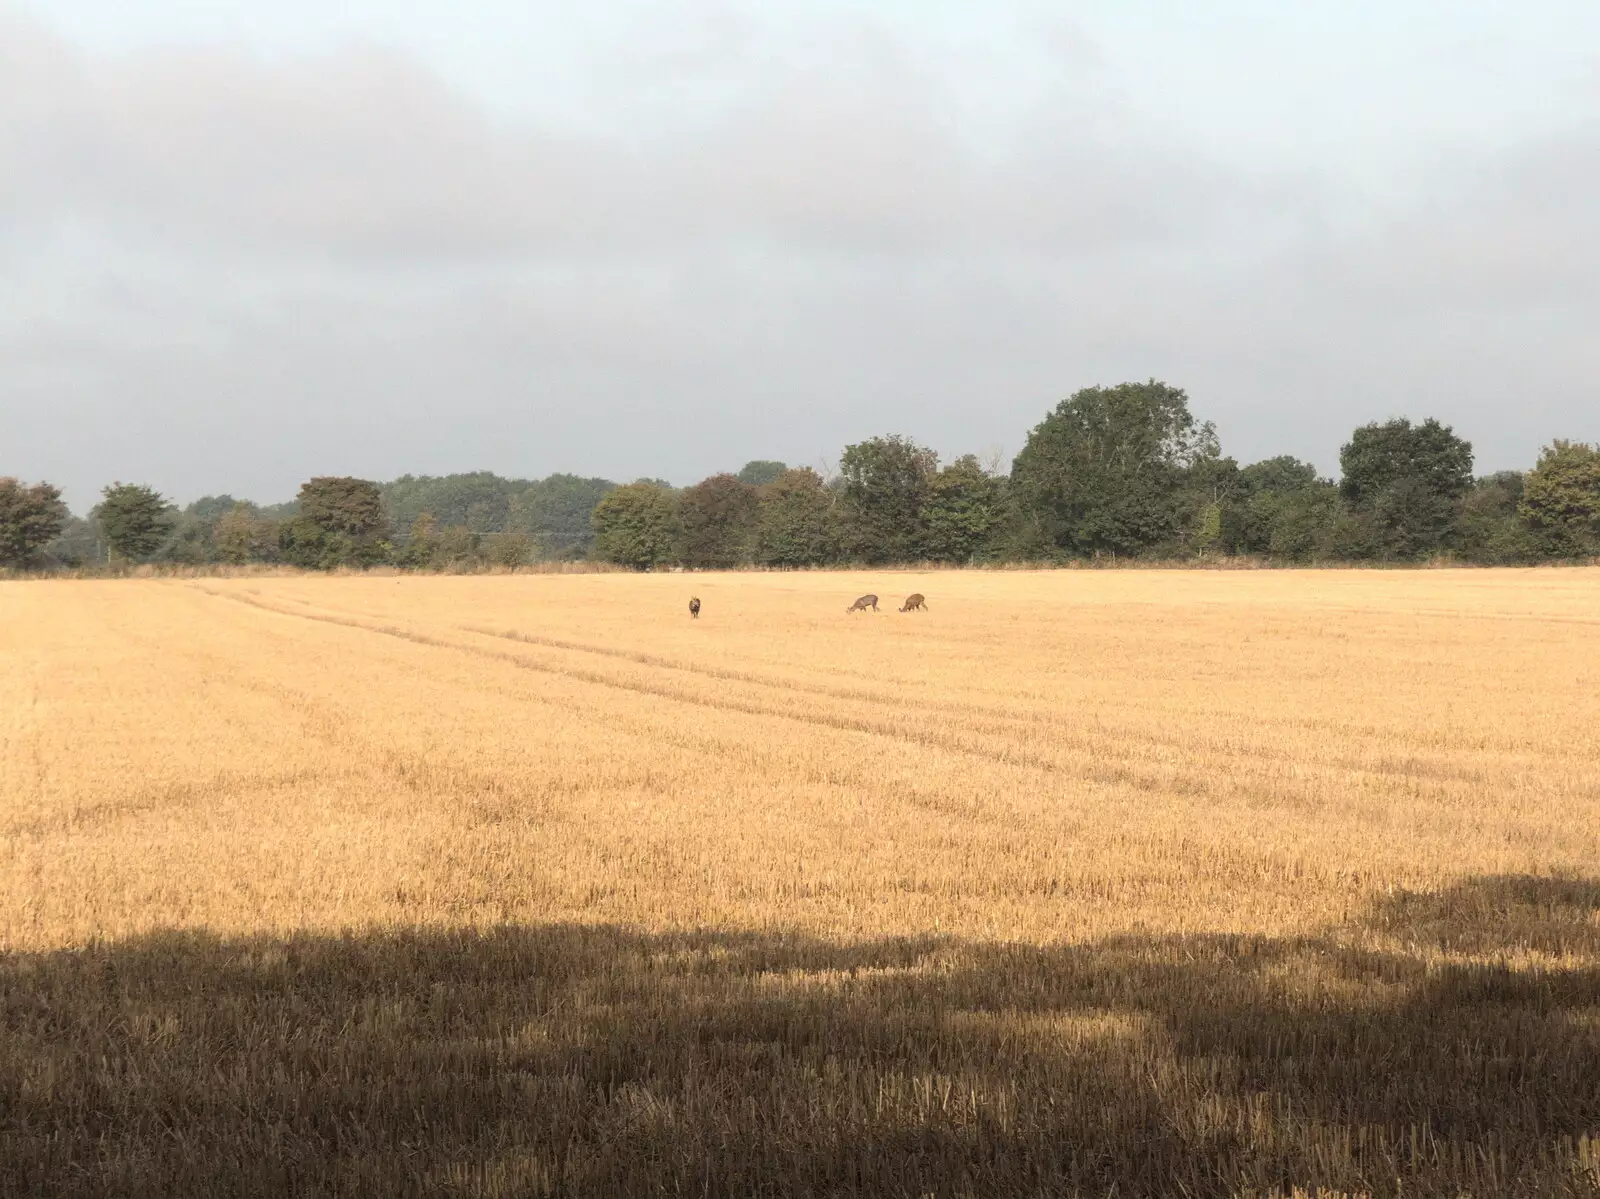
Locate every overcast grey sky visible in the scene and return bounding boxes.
[3,1,1598,509]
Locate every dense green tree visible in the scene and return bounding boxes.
[391,514,529,571]
[384,473,522,534]
[753,468,840,567]
[678,474,759,568]
[277,518,328,569]
[0,478,69,568]
[508,475,616,559]
[485,532,534,568]
[93,483,174,563]
[736,460,788,487]
[213,503,281,564]
[1181,454,1240,559]
[1267,484,1347,560]
[157,515,211,565]
[1338,418,1473,559]
[394,512,440,569]
[190,495,245,523]
[297,477,388,537]
[258,499,301,521]
[922,455,1006,563]
[591,483,681,569]
[1010,381,1216,557]
[182,496,279,564]
[1454,472,1540,564]
[838,436,938,563]
[1221,457,1333,558]
[1519,441,1600,557]
[433,525,481,567]
[43,516,106,568]
[157,497,247,565]
[26,391,1590,575]
[1241,456,1321,493]
[280,477,390,568]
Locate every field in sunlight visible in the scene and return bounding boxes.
[4,568,1600,1196]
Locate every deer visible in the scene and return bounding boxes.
[688,596,701,619]
[846,594,879,613]
[899,593,927,612]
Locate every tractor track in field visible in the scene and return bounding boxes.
[188,585,1574,809]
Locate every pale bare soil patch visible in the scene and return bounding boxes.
[3,569,1599,1196]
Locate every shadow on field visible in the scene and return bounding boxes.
[4,877,1600,1198]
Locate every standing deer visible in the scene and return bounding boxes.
[846,594,879,613]
[899,593,927,612]
[688,596,701,619]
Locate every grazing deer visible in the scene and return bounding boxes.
[846,594,879,613]
[688,596,701,619]
[899,593,927,612]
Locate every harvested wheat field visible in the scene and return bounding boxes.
[3,568,1600,1197]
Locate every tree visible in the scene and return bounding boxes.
[1240,456,1321,495]
[1182,454,1239,559]
[1266,484,1347,561]
[838,436,938,563]
[1221,457,1333,558]
[383,472,522,534]
[485,532,534,568]
[297,477,387,537]
[280,477,390,569]
[156,495,263,565]
[0,478,69,568]
[395,513,440,569]
[278,518,329,569]
[678,474,759,568]
[1447,472,1537,564]
[43,516,106,568]
[508,475,616,559]
[736,460,788,487]
[188,494,245,524]
[591,483,681,569]
[1338,418,1473,559]
[753,468,840,567]
[921,455,1006,563]
[1519,441,1600,557]
[1010,381,1216,557]
[213,503,281,564]
[137,493,239,564]
[93,483,174,563]
[432,525,480,568]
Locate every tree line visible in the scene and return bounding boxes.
[4,382,1598,571]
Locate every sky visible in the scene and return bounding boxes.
[3,1,1598,510]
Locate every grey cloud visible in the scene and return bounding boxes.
[1028,16,1106,73]
[1,6,1597,509]
[0,8,1275,261]
[2,19,623,256]
[604,0,757,78]
[1376,129,1600,306]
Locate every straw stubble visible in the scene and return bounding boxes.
[3,569,1598,1196]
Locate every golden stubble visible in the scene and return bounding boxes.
[3,569,1598,1196]
[5,568,1596,951]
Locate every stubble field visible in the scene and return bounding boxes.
[3,568,1600,1197]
